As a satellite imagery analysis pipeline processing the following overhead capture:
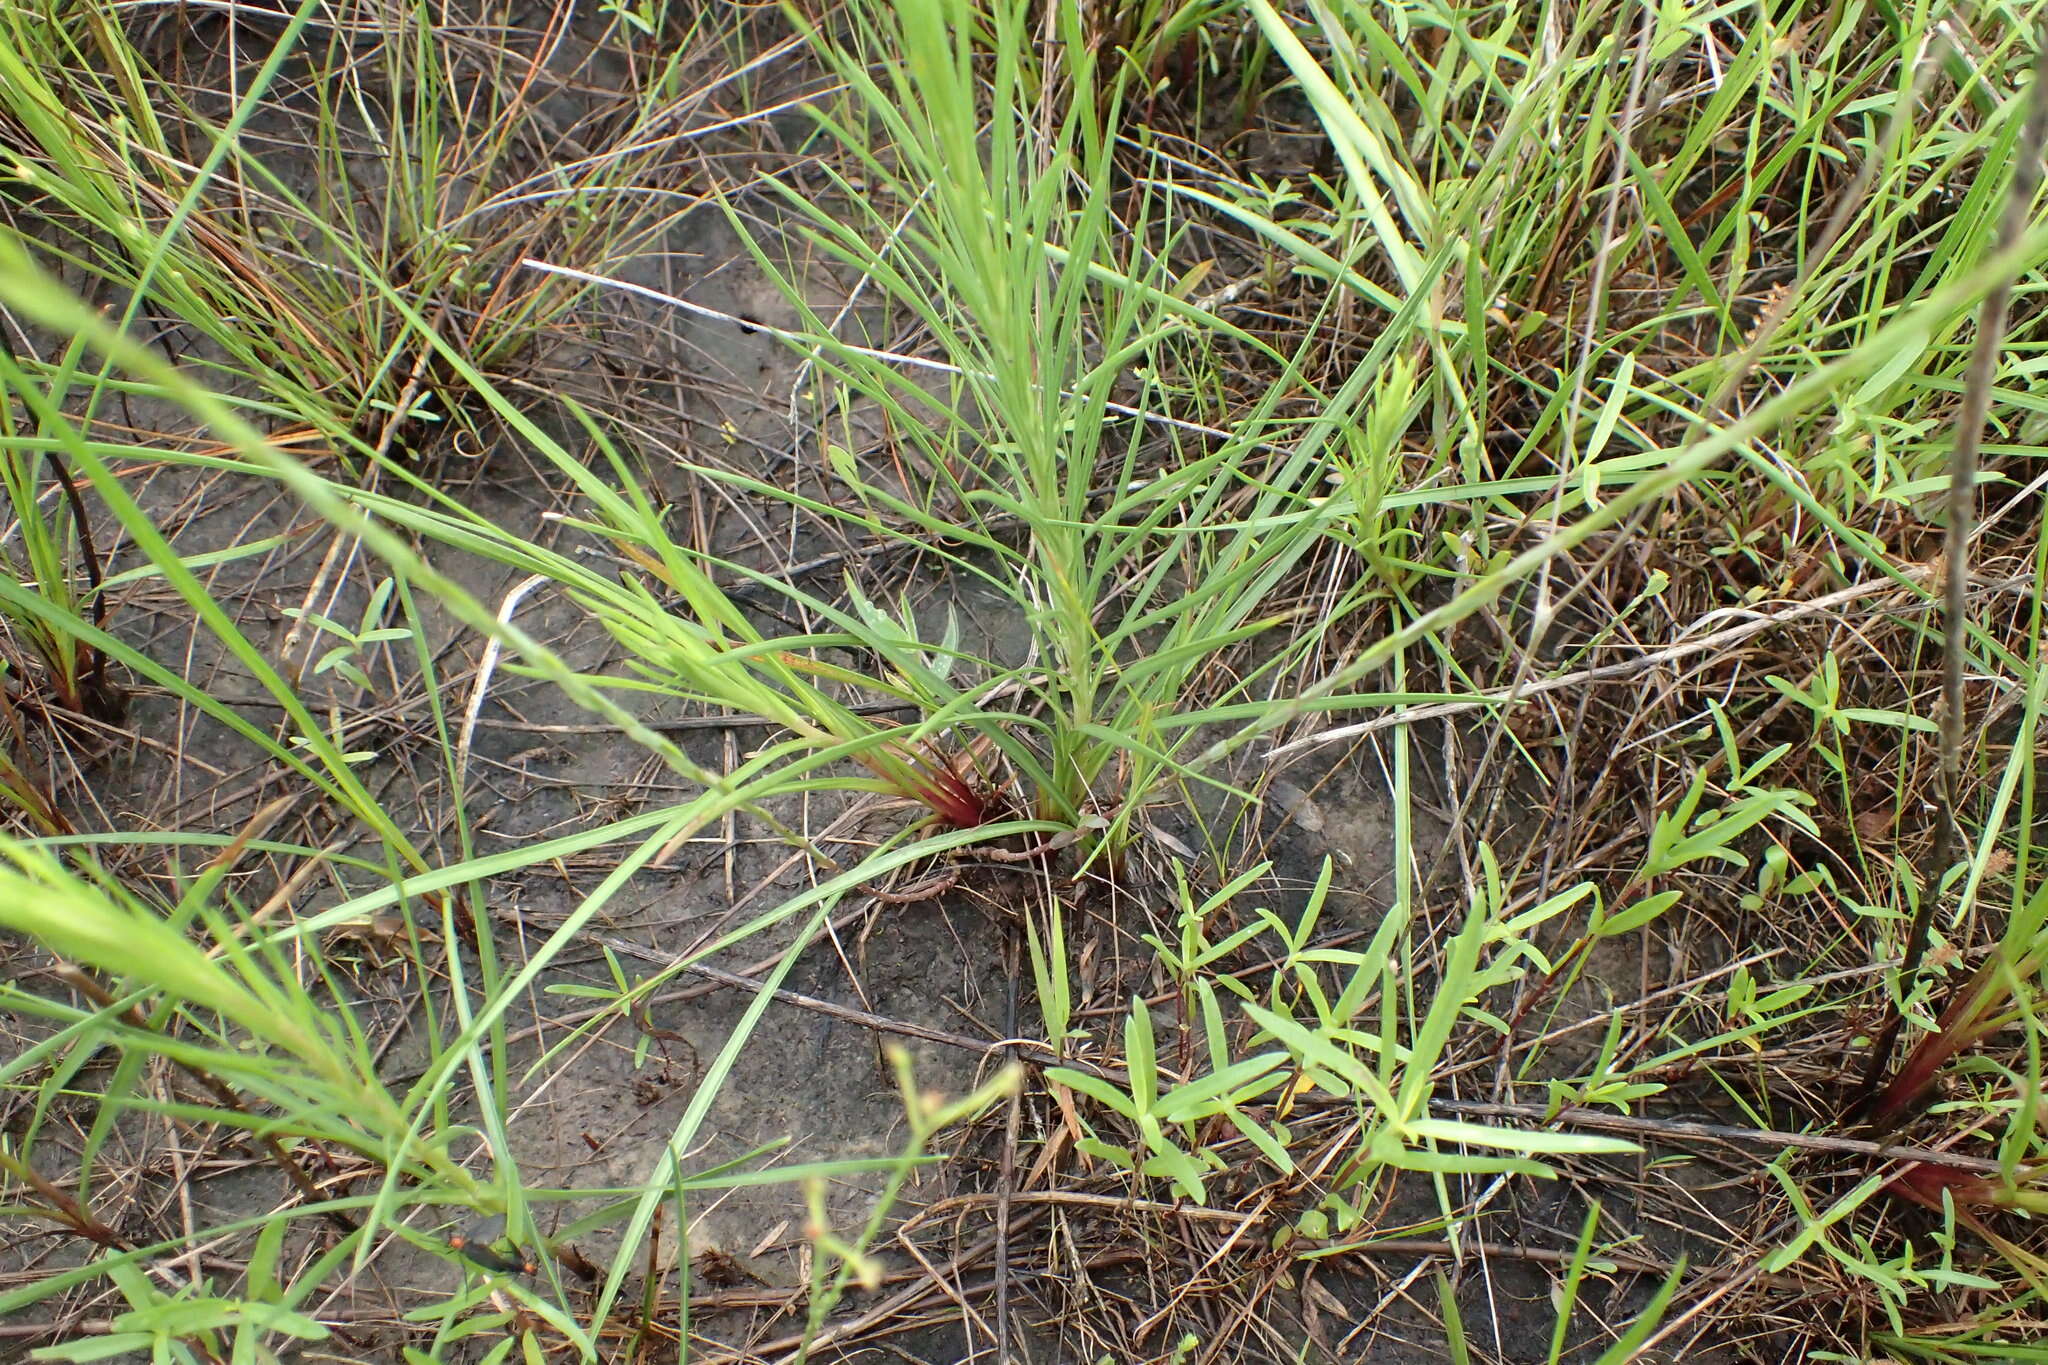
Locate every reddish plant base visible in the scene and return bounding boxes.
[883,742,1002,829]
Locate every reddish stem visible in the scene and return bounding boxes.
[1865,953,2039,1131]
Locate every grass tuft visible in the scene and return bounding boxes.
[3,0,2048,1360]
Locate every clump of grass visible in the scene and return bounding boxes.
[0,0,745,463]
[663,0,1427,858]
[6,0,2048,1360]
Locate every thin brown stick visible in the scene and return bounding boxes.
[0,1144,130,1250]
[1273,571,2028,759]
[1425,1098,2007,1176]
[1859,21,2048,1115]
